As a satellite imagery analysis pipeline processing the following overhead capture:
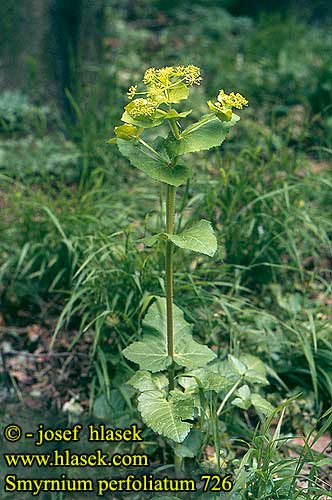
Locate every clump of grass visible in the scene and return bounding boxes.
[0,90,50,132]
[231,404,332,499]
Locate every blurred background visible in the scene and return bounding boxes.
[0,0,332,486]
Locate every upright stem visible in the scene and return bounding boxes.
[166,183,176,391]
[165,117,179,392]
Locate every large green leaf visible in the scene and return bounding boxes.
[123,337,171,373]
[169,219,217,256]
[122,297,216,372]
[144,220,217,257]
[138,389,193,442]
[175,113,240,155]
[178,367,230,393]
[127,370,168,393]
[117,138,190,186]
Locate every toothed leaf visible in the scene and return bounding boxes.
[138,389,193,442]
[175,113,239,155]
[123,297,216,372]
[143,220,217,257]
[117,138,190,186]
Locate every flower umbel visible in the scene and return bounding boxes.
[143,65,202,89]
[180,65,202,86]
[217,90,248,109]
[208,89,248,121]
[127,98,157,119]
[127,85,137,99]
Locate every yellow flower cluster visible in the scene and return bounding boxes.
[179,65,202,85]
[217,89,248,109]
[127,98,157,118]
[143,65,202,88]
[207,89,248,121]
[127,85,137,99]
[126,65,202,106]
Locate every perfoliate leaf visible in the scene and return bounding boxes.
[237,384,251,400]
[114,123,140,140]
[251,394,275,416]
[175,113,240,155]
[122,297,216,372]
[117,138,190,186]
[228,354,270,385]
[207,100,233,122]
[178,368,230,393]
[121,108,165,129]
[123,338,171,373]
[138,389,193,442]
[127,370,168,393]
[140,234,166,247]
[143,220,217,257]
[169,219,217,256]
[163,109,192,119]
[167,83,190,103]
[232,397,251,410]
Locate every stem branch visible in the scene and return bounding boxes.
[217,377,242,416]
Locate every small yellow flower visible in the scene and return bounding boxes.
[127,85,137,99]
[217,89,248,109]
[143,64,202,90]
[158,66,175,80]
[127,98,157,119]
[143,67,159,85]
[180,64,202,86]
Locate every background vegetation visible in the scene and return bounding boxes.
[0,0,331,498]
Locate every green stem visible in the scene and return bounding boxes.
[213,396,221,472]
[174,452,184,477]
[216,377,242,416]
[166,183,176,391]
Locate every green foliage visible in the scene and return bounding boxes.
[146,219,217,256]
[0,90,50,132]
[117,138,190,186]
[123,297,216,372]
[138,390,193,442]
[231,405,332,499]
[112,64,248,445]
[0,135,80,182]
[167,219,217,257]
[175,114,239,155]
